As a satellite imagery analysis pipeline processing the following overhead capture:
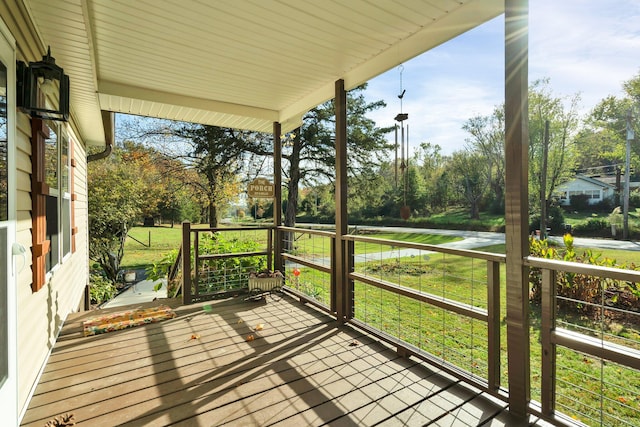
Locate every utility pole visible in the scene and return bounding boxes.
[623,108,634,240]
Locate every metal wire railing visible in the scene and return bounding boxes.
[279,226,334,312]
[527,257,640,427]
[344,234,504,395]
[181,224,273,302]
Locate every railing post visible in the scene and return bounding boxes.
[541,268,557,417]
[330,235,336,313]
[487,260,501,392]
[267,227,273,271]
[193,230,200,300]
[181,221,192,305]
[504,0,530,418]
[273,122,283,273]
[334,79,348,323]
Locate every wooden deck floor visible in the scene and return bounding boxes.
[22,294,548,427]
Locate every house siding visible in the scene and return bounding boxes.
[15,116,89,413]
[0,2,91,416]
[556,177,614,206]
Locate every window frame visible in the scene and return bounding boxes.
[31,118,75,292]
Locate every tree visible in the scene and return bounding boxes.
[121,117,266,227]
[528,78,581,213]
[413,142,451,213]
[463,105,506,212]
[576,71,640,180]
[88,147,145,283]
[449,150,488,219]
[348,162,394,220]
[183,125,247,227]
[275,85,393,227]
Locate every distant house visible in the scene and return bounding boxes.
[555,175,617,206]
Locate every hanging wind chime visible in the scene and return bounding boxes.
[394,65,410,220]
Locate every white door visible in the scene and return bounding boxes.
[0,19,17,426]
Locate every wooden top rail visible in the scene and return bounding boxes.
[192,225,274,233]
[553,328,640,371]
[344,234,507,263]
[278,226,336,238]
[199,250,269,260]
[525,256,640,282]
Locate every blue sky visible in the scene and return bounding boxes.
[364,0,640,155]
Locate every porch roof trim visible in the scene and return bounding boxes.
[24,0,503,146]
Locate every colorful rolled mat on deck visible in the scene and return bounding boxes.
[83,305,176,336]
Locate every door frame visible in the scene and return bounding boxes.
[0,16,17,426]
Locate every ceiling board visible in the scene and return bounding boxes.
[24,0,503,143]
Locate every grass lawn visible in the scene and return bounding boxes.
[364,231,461,246]
[121,226,184,269]
[411,207,506,230]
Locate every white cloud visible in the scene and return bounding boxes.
[529,0,640,109]
[365,0,640,155]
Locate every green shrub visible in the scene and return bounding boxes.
[569,193,590,211]
[147,249,181,294]
[572,217,608,233]
[529,234,639,314]
[198,232,266,294]
[630,190,640,209]
[528,205,564,234]
[89,272,117,305]
[593,197,614,212]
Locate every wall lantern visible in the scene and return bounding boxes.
[17,46,70,121]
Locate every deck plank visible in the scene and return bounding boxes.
[21,294,523,427]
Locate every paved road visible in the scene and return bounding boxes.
[301,223,640,252]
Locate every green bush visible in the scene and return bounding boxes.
[630,190,640,209]
[572,217,608,233]
[89,272,117,305]
[528,205,564,234]
[147,249,181,294]
[529,234,639,314]
[569,193,591,211]
[198,232,266,294]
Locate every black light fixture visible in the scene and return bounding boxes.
[17,46,69,121]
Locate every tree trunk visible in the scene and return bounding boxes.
[284,138,301,228]
[209,203,218,228]
[470,200,480,220]
[283,136,301,251]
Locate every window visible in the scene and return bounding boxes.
[32,118,75,291]
[43,121,72,272]
[0,59,8,386]
[0,61,6,221]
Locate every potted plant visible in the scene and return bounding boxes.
[248,269,283,293]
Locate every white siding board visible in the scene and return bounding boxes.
[7,8,92,412]
[16,170,30,192]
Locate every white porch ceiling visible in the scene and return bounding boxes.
[24,0,503,146]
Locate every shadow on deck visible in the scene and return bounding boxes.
[22,294,549,426]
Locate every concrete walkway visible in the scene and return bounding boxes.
[102,278,168,308]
